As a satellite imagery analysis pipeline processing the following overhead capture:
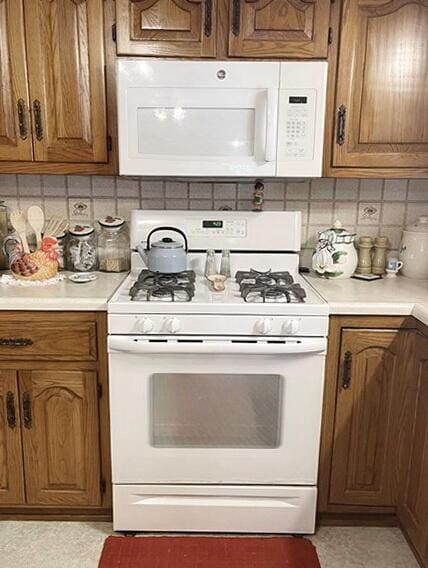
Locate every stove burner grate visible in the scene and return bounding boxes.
[236,269,306,303]
[130,270,196,302]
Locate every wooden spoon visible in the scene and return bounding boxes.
[10,209,30,254]
[27,206,45,249]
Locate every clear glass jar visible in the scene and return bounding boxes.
[66,225,98,272]
[56,231,68,270]
[98,216,130,273]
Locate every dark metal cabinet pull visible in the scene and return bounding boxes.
[22,392,32,429]
[342,351,352,390]
[232,0,240,35]
[33,100,44,141]
[6,391,17,429]
[0,338,33,347]
[337,105,346,145]
[204,0,212,36]
[17,99,28,140]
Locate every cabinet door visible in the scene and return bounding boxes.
[0,0,33,161]
[23,0,107,163]
[398,333,428,564]
[116,0,217,57]
[329,329,409,507]
[333,0,428,168]
[0,370,25,504]
[228,0,330,58]
[20,369,101,506]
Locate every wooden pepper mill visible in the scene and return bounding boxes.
[372,236,389,275]
[356,236,373,274]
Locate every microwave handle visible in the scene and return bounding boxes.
[264,88,276,162]
[108,336,326,355]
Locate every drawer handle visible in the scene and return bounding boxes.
[342,350,352,390]
[22,392,32,429]
[232,0,240,35]
[0,338,33,347]
[6,391,17,429]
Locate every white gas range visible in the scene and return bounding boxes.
[108,210,329,534]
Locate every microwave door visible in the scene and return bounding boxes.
[120,87,278,177]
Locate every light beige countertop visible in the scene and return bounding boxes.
[0,271,128,311]
[304,272,428,327]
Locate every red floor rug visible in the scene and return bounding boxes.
[98,535,321,568]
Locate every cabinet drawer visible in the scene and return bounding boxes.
[0,320,97,361]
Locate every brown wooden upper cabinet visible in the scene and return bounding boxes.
[0,0,108,166]
[228,0,330,58]
[115,0,331,58]
[331,0,428,172]
[116,0,217,57]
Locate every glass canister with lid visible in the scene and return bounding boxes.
[66,224,98,272]
[98,216,130,272]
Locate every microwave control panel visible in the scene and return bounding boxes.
[282,91,316,160]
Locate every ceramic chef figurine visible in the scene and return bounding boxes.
[312,220,358,279]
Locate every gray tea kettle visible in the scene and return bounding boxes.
[136,226,188,273]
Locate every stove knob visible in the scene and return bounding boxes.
[282,319,300,335]
[166,317,181,334]
[138,318,154,333]
[255,318,272,335]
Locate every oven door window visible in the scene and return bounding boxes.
[150,373,282,449]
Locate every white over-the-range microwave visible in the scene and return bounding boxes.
[117,60,327,178]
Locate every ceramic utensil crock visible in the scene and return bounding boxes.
[312,220,358,279]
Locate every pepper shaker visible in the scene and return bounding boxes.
[220,249,231,278]
[372,236,389,275]
[356,236,373,275]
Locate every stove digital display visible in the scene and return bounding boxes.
[203,220,223,228]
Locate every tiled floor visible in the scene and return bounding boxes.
[0,522,419,568]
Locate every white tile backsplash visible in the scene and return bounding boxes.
[1,175,427,258]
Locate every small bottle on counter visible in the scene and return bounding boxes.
[356,236,373,275]
[372,236,389,275]
[220,249,231,279]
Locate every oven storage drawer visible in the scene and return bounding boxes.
[113,485,317,534]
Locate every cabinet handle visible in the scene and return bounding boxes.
[6,391,17,429]
[342,350,352,390]
[0,338,33,347]
[17,99,29,140]
[204,0,212,36]
[336,105,346,145]
[33,100,44,141]
[232,0,240,35]
[22,392,32,429]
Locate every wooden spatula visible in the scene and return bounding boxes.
[10,209,30,254]
[27,206,45,249]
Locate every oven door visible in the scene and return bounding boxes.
[109,336,326,486]
[118,87,278,177]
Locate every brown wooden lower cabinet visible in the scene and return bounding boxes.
[0,312,111,520]
[398,332,428,566]
[319,316,428,568]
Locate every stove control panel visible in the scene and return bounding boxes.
[190,219,247,238]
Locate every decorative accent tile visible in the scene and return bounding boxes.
[68,198,92,221]
[358,202,381,225]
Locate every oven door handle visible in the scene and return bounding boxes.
[108,336,326,355]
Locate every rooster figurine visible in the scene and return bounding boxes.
[11,236,59,281]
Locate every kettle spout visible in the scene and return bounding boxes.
[136,242,148,265]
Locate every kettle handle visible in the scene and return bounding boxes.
[146,226,188,252]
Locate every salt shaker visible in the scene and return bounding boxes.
[205,249,218,278]
[356,236,373,275]
[372,236,389,275]
[220,249,231,278]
